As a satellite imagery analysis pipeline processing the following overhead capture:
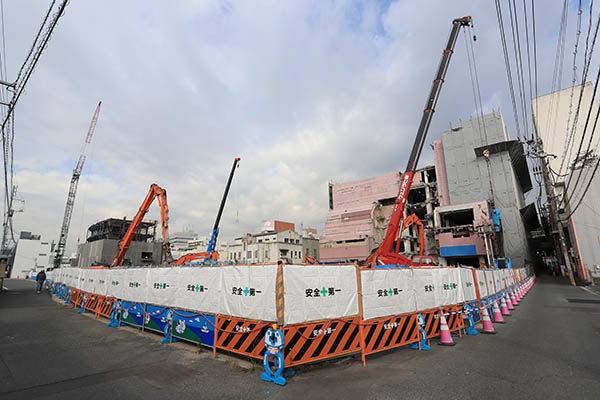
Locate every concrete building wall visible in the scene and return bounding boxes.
[532,82,600,181]
[532,83,600,278]
[320,167,438,263]
[12,238,52,279]
[77,239,163,267]
[440,111,531,267]
[568,169,600,276]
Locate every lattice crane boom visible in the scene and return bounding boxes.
[53,101,102,268]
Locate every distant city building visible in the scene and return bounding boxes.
[11,231,53,278]
[169,231,199,259]
[228,221,319,264]
[77,218,162,267]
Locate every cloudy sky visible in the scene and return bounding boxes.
[1,0,587,254]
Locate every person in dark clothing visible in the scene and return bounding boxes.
[36,269,46,293]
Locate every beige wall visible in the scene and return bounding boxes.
[532,82,600,181]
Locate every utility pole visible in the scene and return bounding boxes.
[538,144,576,286]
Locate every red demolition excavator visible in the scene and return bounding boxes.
[365,16,472,268]
[111,184,173,267]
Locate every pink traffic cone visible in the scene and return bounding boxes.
[518,286,523,301]
[480,306,496,334]
[506,292,515,310]
[500,295,510,316]
[512,289,519,306]
[493,300,505,323]
[438,310,456,346]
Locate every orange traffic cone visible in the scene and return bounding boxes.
[438,309,456,346]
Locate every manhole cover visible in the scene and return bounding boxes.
[566,298,600,304]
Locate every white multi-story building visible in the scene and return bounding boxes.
[11,232,53,279]
[227,226,320,264]
[533,83,600,280]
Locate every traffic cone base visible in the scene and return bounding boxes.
[438,311,456,346]
[493,300,505,324]
[480,307,496,334]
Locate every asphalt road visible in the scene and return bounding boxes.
[1,275,599,399]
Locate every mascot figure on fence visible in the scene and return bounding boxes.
[461,304,478,335]
[261,324,286,386]
[108,300,122,327]
[409,313,430,351]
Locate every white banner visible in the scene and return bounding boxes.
[484,270,495,295]
[412,268,438,310]
[107,268,126,299]
[121,268,148,303]
[284,264,358,325]
[85,269,97,294]
[95,269,108,296]
[475,270,487,298]
[172,266,222,314]
[223,265,277,322]
[76,269,85,290]
[451,268,465,304]
[432,268,462,306]
[459,268,477,301]
[360,268,416,320]
[145,267,179,307]
[493,270,502,293]
[68,268,77,288]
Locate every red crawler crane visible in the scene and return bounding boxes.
[365,16,472,267]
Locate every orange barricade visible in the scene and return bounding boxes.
[215,316,270,360]
[282,316,361,367]
[443,305,465,333]
[70,289,83,306]
[421,308,441,339]
[96,297,115,319]
[360,313,419,360]
[84,294,101,313]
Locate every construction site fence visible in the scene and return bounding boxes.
[47,264,533,366]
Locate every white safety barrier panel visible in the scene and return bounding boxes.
[172,266,221,314]
[107,268,126,299]
[360,268,416,320]
[95,269,108,296]
[451,268,465,304]
[459,268,477,302]
[413,268,437,310]
[484,270,495,295]
[284,264,358,325]
[475,270,488,298]
[433,268,461,306]
[76,269,85,290]
[122,268,148,303]
[83,269,96,294]
[144,267,179,308]
[222,265,277,322]
[493,270,502,293]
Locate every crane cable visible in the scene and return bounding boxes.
[495,0,523,141]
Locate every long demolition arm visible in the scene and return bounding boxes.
[111,184,172,267]
[372,16,472,266]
